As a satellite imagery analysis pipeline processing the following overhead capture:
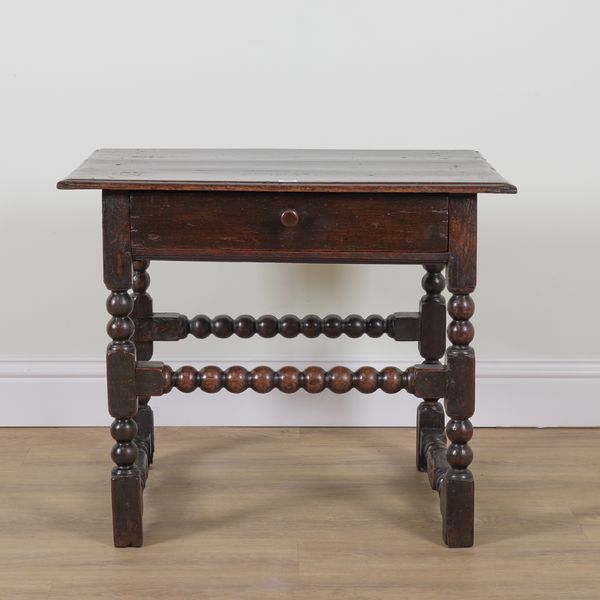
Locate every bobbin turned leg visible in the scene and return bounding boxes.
[103,192,143,547]
[416,264,446,473]
[132,259,154,465]
[107,295,142,547]
[441,195,476,548]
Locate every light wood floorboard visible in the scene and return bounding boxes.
[0,427,599,599]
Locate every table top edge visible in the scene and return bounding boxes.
[56,179,517,194]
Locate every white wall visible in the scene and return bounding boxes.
[1,1,599,425]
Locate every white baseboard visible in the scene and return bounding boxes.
[0,359,599,427]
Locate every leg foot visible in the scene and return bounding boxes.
[441,470,474,547]
[111,470,143,547]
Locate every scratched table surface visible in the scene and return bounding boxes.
[57,149,516,194]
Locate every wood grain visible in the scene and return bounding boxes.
[130,192,449,262]
[447,194,477,294]
[102,191,131,290]
[0,427,598,599]
[57,149,517,194]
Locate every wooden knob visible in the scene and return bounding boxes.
[280,208,299,227]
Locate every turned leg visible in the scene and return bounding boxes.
[132,259,154,464]
[107,290,142,547]
[416,264,446,473]
[103,192,143,547]
[441,194,476,548]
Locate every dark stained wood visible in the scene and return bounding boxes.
[354,366,379,394]
[131,259,155,465]
[135,312,189,343]
[445,346,476,420]
[250,366,276,393]
[329,366,354,394]
[58,149,517,194]
[134,439,150,486]
[416,264,447,471]
[111,472,143,548]
[441,469,474,548]
[422,429,449,490]
[418,265,447,361]
[59,148,514,548]
[134,361,450,398]
[102,191,132,290]
[106,349,137,419]
[130,192,449,262]
[103,194,143,548]
[134,401,154,467]
[131,259,153,360]
[136,250,445,265]
[447,195,477,294]
[138,312,419,341]
[445,297,476,421]
[387,312,421,341]
[105,289,137,420]
[135,361,168,397]
[280,208,299,228]
[443,213,477,546]
[417,401,445,473]
[409,364,448,399]
[134,361,413,396]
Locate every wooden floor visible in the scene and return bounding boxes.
[1,428,599,599]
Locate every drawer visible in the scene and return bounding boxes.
[129,192,448,263]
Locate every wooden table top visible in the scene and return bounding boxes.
[57,148,516,194]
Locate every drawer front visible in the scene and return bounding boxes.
[130,192,448,263]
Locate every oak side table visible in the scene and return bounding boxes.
[58,149,516,548]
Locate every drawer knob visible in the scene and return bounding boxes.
[280,208,299,228]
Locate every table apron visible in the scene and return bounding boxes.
[129,191,449,264]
